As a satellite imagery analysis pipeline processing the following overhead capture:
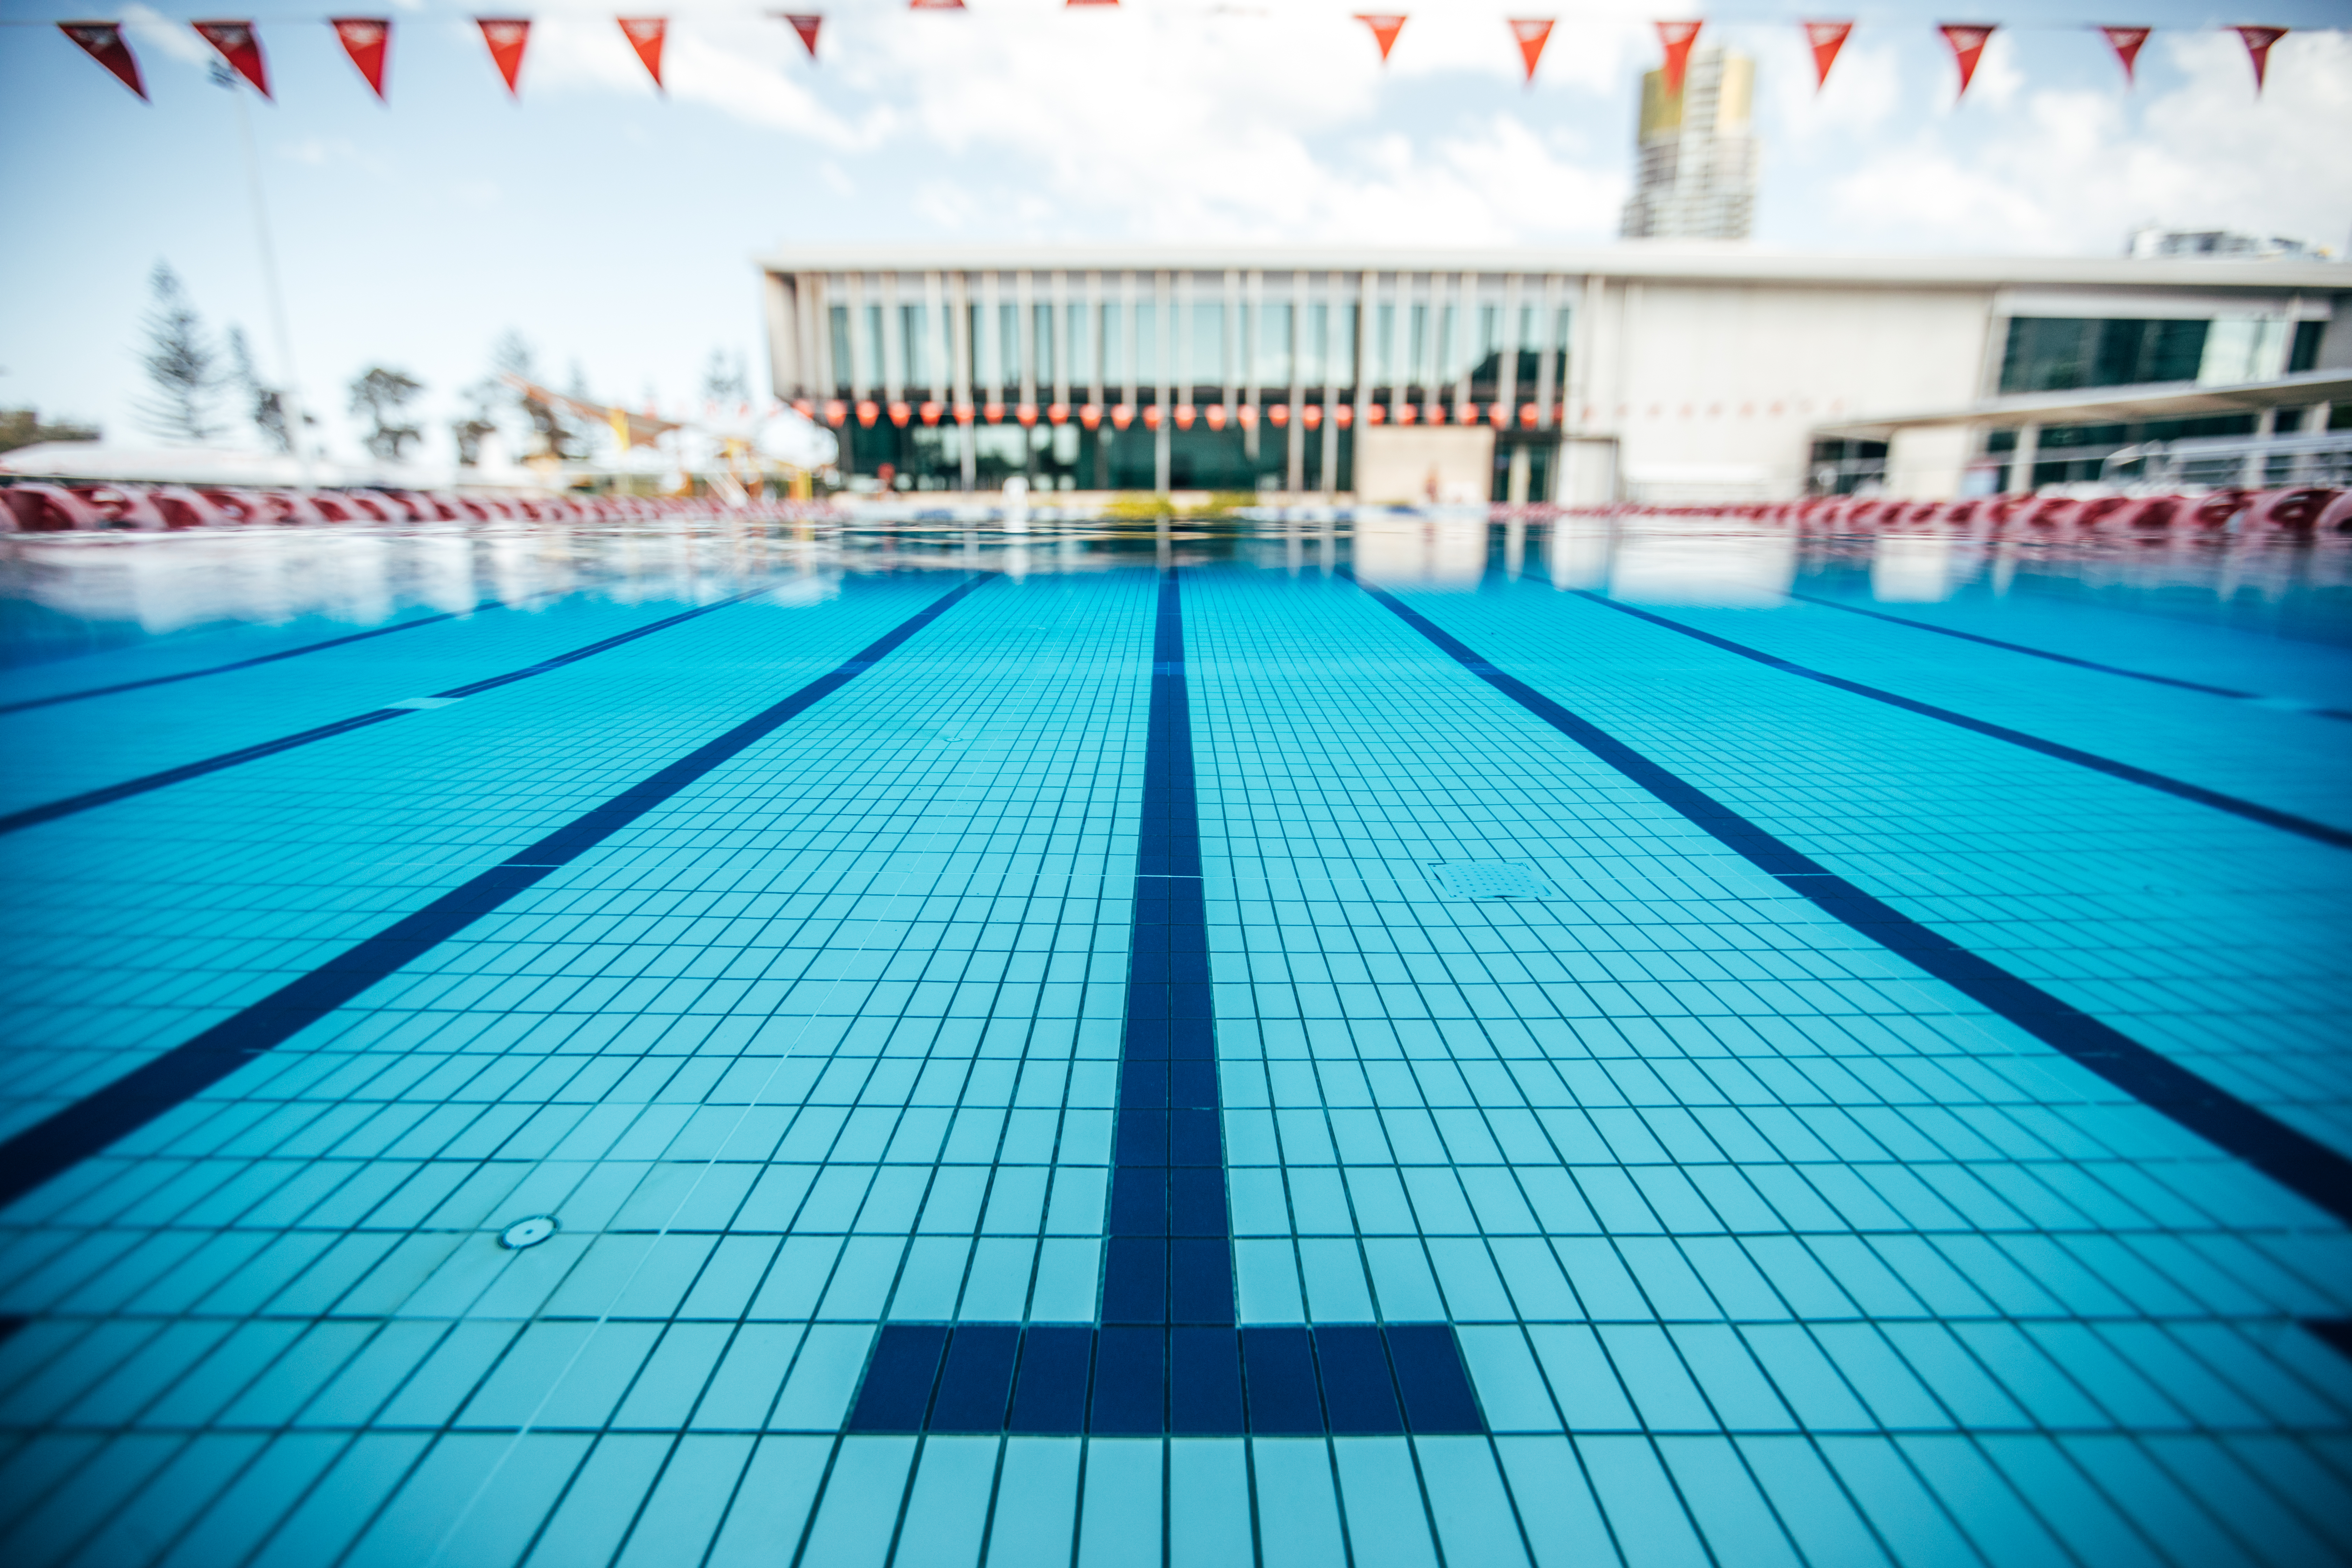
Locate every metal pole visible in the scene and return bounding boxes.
[222,69,307,487]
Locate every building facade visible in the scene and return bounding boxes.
[757,247,2349,503]
[1621,47,1758,243]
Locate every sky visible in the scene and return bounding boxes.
[1,0,2347,463]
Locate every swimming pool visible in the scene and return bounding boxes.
[1,513,2348,1567]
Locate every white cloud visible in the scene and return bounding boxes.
[1818,29,2352,255]
[119,4,215,67]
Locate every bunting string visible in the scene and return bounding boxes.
[44,12,2316,107]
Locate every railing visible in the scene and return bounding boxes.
[2101,431,2352,490]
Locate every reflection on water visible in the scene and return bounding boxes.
[6,513,2350,666]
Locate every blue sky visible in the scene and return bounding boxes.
[2,1,2346,460]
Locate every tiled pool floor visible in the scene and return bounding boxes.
[2,517,2350,1567]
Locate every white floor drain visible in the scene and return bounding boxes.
[1428,861,1557,899]
[500,1216,559,1249]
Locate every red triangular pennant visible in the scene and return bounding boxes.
[193,20,270,99]
[1939,23,1994,98]
[58,21,146,101]
[477,17,530,96]
[2235,25,2285,93]
[1356,13,1406,63]
[1067,0,1119,6]
[331,18,390,100]
[1507,19,1553,84]
[776,12,821,56]
[2096,25,2148,84]
[1800,20,1851,90]
[1656,20,1701,93]
[909,0,966,9]
[618,17,666,90]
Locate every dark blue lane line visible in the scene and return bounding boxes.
[0,575,993,1212]
[0,584,781,838]
[1562,589,2352,852]
[0,605,493,716]
[1791,592,2352,722]
[847,567,1486,1438]
[1359,580,2352,1229]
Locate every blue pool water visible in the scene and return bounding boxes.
[1,514,2350,1567]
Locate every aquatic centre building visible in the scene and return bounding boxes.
[757,245,2350,504]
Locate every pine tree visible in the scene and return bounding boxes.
[349,366,425,461]
[136,264,222,444]
[227,327,291,453]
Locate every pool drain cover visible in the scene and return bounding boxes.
[500,1216,559,1250]
[1428,861,1557,899]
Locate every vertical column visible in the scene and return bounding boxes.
[2007,423,2039,495]
[1318,271,1341,496]
[808,275,833,405]
[846,273,869,401]
[1224,270,1242,431]
[1454,270,1479,420]
[1017,270,1038,416]
[1122,272,1140,417]
[1496,273,1521,429]
[1051,271,1071,411]
[1156,270,1174,493]
[1389,274,1410,428]
[951,273,976,491]
[1534,275,1562,432]
[881,273,904,405]
[1286,276,1305,495]
[1244,271,1264,463]
[980,273,1003,414]
[925,272,949,406]
[1422,272,1445,422]
[1357,270,1377,435]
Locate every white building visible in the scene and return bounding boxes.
[756,247,2350,504]
[1622,47,1758,243]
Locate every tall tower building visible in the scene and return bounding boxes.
[1620,46,1758,241]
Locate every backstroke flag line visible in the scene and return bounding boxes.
[41,13,2309,107]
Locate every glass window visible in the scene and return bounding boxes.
[1437,306,1461,385]
[1553,307,1572,387]
[862,304,884,391]
[2000,317,2213,393]
[1257,303,1292,388]
[899,304,929,391]
[999,303,1022,390]
[1330,306,1357,390]
[1033,303,1055,391]
[2290,319,2325,374]
[1191,302,1226,388]
[1408,304,1428,387]
[1300,304,1326,388]
[829,304,853,395]
[1067,303,1092,393]
[1372,303,1396,386]
[1136,302,1158,386]
[1100,302,1125,387]
[2198,317,2286,385]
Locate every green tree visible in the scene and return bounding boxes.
[349,365,425,461]
[136,263,222,444]
[227,327,291,453]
